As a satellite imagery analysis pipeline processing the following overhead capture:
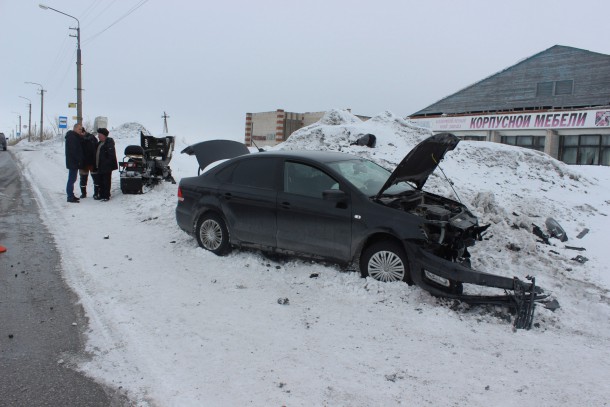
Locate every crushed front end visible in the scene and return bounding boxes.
[373,132,554,329]
[381,190,550,329]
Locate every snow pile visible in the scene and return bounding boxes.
[277,109,433,168]
[109,122,152,139]
[9,112,610,406]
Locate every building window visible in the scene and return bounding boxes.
[536,80,574,96]
[460,135,486,141]
[559,134,610,165]
[501,135,545,152]
[536,82,553,97]
[555,80,573,95]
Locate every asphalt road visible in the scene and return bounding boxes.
[0,149,132,407]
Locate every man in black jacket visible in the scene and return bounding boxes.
[65,123,85,203]
[79,130,98,198]
[94,128,118,202]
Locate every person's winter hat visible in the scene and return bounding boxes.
[97,128,109,136]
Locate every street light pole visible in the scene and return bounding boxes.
[39,4,82,125]
[25,81,45,142]
[19,96,32,142]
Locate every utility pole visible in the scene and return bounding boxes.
[39,4,83,125]
[39,87,45,141]
[71,22,82,124]
[19,96,32,142]
[162,111,170,133]
[25,82,45,142]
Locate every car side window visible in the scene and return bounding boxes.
[284,161,337,198]
[231,158,277,190]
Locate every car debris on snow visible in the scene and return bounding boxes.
[545,217,568,242]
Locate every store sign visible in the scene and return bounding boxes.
[410,109,610,132]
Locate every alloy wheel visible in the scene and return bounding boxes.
[367,250,405,282]
[200,219,223,250]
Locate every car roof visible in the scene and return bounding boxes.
[248,149,358,164]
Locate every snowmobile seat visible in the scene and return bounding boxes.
[124,145,144,157]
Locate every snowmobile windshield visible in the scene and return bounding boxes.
[327,158,416,197]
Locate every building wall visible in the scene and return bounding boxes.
[302,112,325,127]
[246,110,288,148]
[409,108,610,165]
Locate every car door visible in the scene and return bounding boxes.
[276,160,352,261]
[219,157,279,247]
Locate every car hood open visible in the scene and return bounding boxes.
[181,140,250,173]
[377,132,460,194]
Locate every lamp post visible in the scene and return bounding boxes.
[25,81,45,142]
[39,3,82,125]
[19,96,32,142]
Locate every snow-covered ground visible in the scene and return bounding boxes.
[9,111,610,406]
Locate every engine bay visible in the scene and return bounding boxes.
[378,190,478,231]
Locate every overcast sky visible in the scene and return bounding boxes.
[1,0,609,141]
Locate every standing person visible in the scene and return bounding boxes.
[65,123,85,203]
[94,128,118,202]
[79,129,98,198]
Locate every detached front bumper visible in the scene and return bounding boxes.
[404,244,550,329]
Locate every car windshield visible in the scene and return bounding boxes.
[327,158,416,196]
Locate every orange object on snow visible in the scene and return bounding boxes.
[0,245,7,253]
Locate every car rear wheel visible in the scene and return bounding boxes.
[360,241,411,283]
[196,213,231,255]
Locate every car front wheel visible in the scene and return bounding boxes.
[360,241,411,283]
[196,213,231,255]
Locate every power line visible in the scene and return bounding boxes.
[44,37,74,91]
[80,0,105,22]
[81,0,119,28]
[46,50,77,105]
[83,0,149,45]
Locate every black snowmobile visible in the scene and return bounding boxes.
[119,131,176,194]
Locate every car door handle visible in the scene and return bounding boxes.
[280,201,291,209]
[223,193,232,200]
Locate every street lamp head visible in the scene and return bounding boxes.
[39,4,49,10]
[25,81,43,89]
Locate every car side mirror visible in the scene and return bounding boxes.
[322,189,346,201]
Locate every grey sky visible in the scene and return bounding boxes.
[1,0,608,140]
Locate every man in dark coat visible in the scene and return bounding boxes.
[94,128,118,202]
[79,130,98,198]
[65,123,85,203]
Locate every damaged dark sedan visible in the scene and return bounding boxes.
[176,133,550,328]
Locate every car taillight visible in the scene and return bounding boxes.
[177,186,184,202]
